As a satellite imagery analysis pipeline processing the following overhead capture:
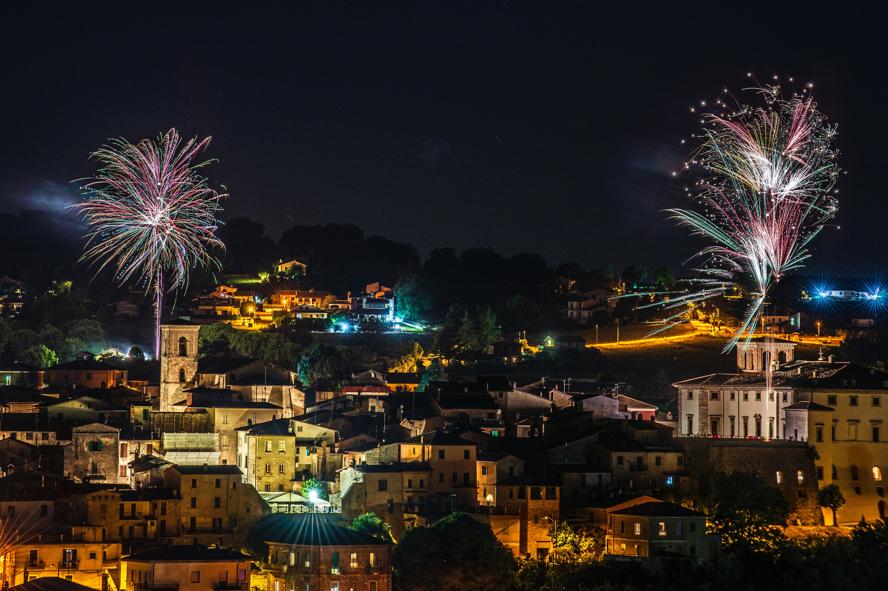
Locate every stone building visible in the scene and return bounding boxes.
[66,423,127,484]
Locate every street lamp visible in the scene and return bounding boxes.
[816,320,822,337]
[308,489,319,513]
[542,515,559,560]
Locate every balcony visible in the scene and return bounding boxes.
[60,560,79,569]
[27,560,45,569]
[213,583,247,590]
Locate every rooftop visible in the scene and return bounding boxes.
[611,501,704,518]
[260,513,390,546]
[126,545,251,563]
[172,464,243,475]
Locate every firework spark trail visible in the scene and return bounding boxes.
[73,129,226,357]
[662,80,840,351]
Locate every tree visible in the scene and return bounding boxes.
[24,344,58,369]
[10,329,39,361]
[549,522,605,564]
[651,266,676,290]
[389,342,424,373]
[62,319,106,349]
[457,311,477,352]
[394,275,434,321]
[296,344,344,387]
[703,471,789,556]
[817,484,846,526]
[393,513,516,591]
[350,512,395,543]
[419,360,446,392]
[621,263,648,289]
[476,308,501,352]
[127,345,146,361]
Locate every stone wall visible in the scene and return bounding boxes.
[676,438,821,524]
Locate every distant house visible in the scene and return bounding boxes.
[44,357,127,390]
[558,335,587,350]
[276,259,308,276]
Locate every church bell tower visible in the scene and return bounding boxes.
[159,323,200,411]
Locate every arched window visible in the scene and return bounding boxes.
[775,470,784,484]
[178,336,188,357]
[762,350,771,370]
[179,368,186,383]
[850,465,859,480]
[874,466,883,482]
[778,351,787,365]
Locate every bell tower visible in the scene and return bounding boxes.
[737,337,796,372]
[159,323,200,411]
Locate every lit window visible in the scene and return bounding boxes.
[776,471,784,484]
[349,553,358,568]
[633,523,641,535]
[797,470,804,485]
[874,466,883,482]
[658,522,666,536]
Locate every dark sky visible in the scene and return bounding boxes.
[1,3,886,272]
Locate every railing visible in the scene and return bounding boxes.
[27,560,45,568]
[61,560,79,569]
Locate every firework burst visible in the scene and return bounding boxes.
[74,129,226,356]
[653,77,841,351]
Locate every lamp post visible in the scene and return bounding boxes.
[816,320,822,337]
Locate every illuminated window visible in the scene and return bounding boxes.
[776,471,784,484]
[874,466,883,482]
[633,523,641,535]
[796,470,804,485]
[658,522,666,536]
[349,553,358,568]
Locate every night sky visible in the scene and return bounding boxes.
[1,3,886,272]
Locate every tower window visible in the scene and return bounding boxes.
[178,337,188,357]
[179,368,186,383]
